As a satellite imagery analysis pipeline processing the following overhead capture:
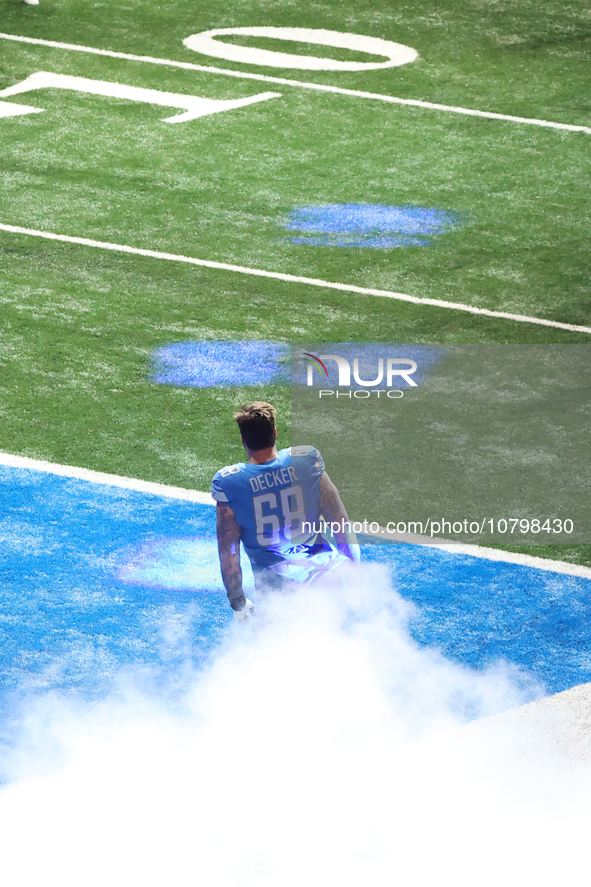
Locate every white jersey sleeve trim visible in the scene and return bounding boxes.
[211,475,229,502]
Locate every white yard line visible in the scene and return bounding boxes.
[1,31,590,134]
[0,450,214,504]
[358,526,591,580]
[418,538,591,580]
[2,222,591,334]
[1,450,590,580]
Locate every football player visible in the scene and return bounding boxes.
[212,401,361,622]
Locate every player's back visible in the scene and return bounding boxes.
[211,446,324,569]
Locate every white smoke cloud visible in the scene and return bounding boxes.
[0,566,588,886]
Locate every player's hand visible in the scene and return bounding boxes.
[234,599,255,624]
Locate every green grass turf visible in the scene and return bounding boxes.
[0,40,589,324]
[1,235,588,486]
[0,0,590,564]
[2,0,590,124]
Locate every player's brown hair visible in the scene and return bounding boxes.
[234,402,277,451]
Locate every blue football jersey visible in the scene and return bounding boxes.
[211,446,325,569]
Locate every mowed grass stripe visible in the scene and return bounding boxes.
[1,222,590,335]
[1,31,590,134]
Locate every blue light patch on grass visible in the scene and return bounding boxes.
[151,340,290,388]
[117,535,254,593]
[285,203,462,248]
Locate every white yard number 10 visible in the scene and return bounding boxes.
[254,485,306,547]
[0,28,416,124]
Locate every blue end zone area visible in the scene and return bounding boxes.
[1,463,590,733]
[363,544,591,696]
[0,465,233,724]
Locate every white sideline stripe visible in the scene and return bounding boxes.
[0,450,214,505]
[366,527,591,579]
[430,542,591,579]
[1,450,590,580]
[2,222,591,334]
[1,31,590,135]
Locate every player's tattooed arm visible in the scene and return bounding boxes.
[319,472,360,564]
[216,502,246,610]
